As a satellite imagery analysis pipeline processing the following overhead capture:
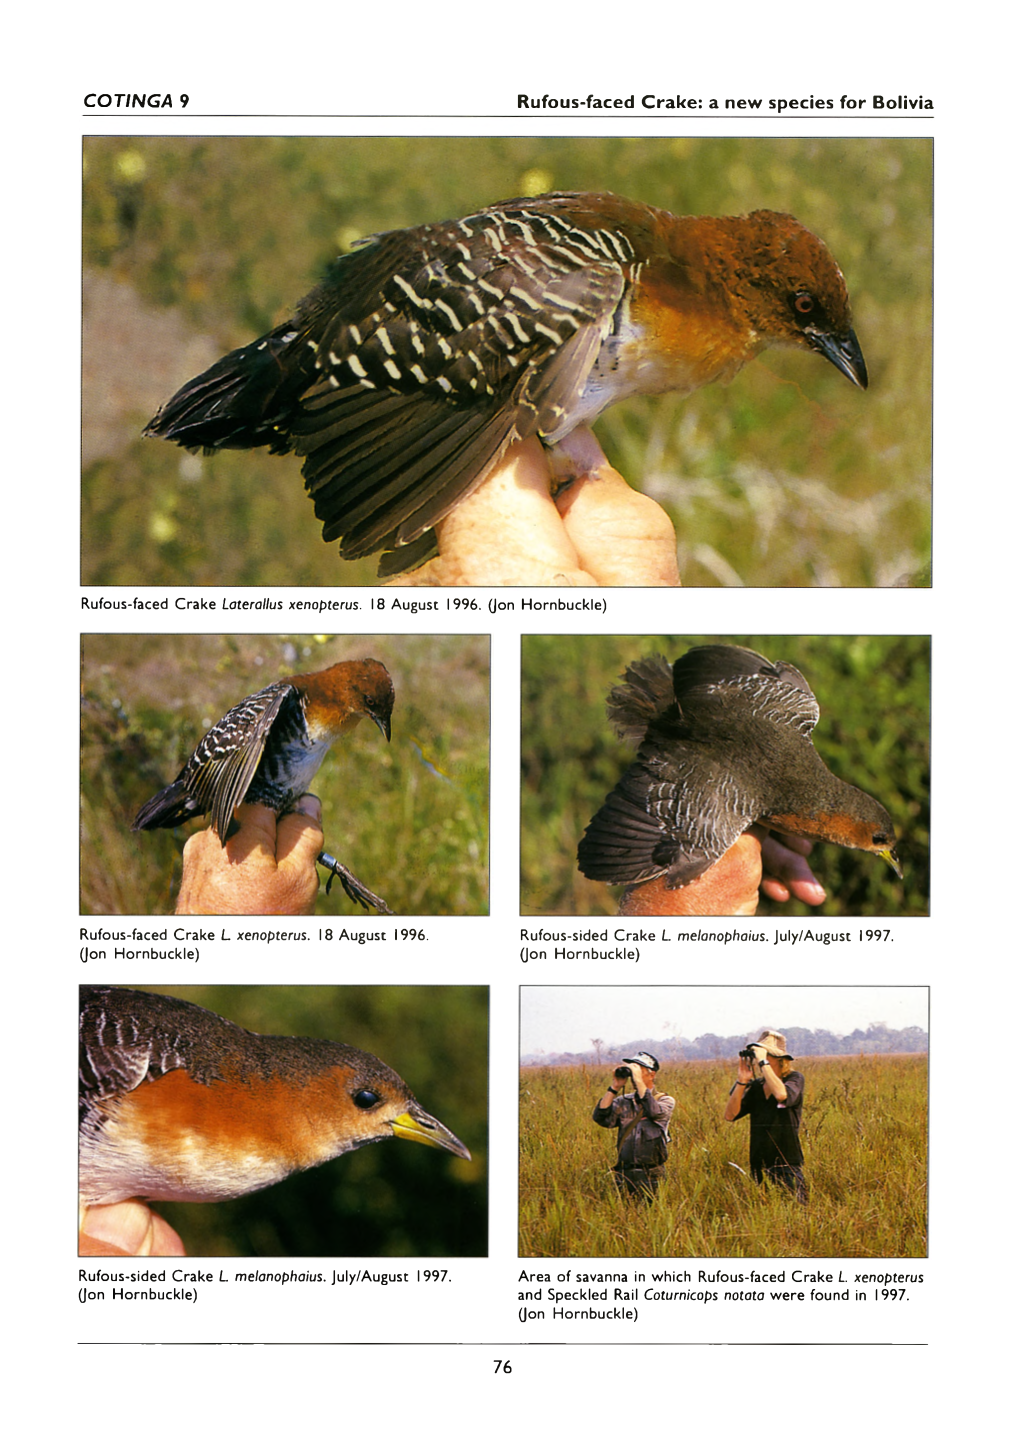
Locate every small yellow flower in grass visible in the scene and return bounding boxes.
[115,150,146,183]
[519,167,554,196]
[148,511,177,543]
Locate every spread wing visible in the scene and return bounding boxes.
[289,212,627,559]
[146,197,630,571]
[578,751,756,887]
[579,645,823,888]
[672,645,819,738]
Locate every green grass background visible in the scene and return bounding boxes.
[521,634,930,916]
[520,1055,926,1258]
[82,985,487,1257]
[81,633,489,915]
[82,135,931,587]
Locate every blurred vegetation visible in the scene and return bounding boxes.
[81,633,488,914]
[521,635,929,916]
[519,1055,926,1258]
[90,985,487,1257]
[82,136,931,587]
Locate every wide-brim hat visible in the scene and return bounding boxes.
[757,1030,794,1060]
[622,1052,660,1072]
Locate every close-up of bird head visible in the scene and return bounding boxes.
[78,986,483,1256]
[291,657,394,746]
[715,209,868,388]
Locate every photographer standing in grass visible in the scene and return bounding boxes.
[724,1030,808,1202]
[593,1052,675,1199]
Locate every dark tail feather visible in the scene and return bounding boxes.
[143,323,314,453]
[377,530,441,577]
[606,656,674,743]
[133,780,199,832]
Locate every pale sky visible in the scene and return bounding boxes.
[520,985,928,1057]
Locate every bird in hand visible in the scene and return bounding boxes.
[79,986,470,1214]
[578,645,900,909]
[134,657,394,911]
[145,191,867,577]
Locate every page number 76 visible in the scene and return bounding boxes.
[493,1360,512,1373]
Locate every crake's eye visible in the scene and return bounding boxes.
[793,292,816,316]
[354,1089,382,1109]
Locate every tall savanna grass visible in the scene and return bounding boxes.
[520,1056,927,1258]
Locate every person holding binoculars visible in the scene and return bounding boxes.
[724,1029,808,1202]
[593,1052,675,1200]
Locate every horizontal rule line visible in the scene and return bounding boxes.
[78,1339,929,1348]
[81,112,934,121]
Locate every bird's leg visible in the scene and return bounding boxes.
[317,852,394,914]
[544,424,608,493]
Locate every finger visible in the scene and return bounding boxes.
[425,439,597,585]
[176,829,233,914]
[274,801,326,914]
[760,831,826,907]
[288,793,323,826]
[229,802,281,860]
[551,430,680,587]
[79,1200,186,1257]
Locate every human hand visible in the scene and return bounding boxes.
[613,1067,632,1089]
[618,827,825,916]
[760,831,826,907]
[735,1055,755,1084]
[618,831,765,915]
[386,430,680,587]
[79,1200,186,1257]
[175,797,324,915]
[748,1044,769,1066]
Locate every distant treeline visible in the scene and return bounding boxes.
[523,1022,928,1068]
